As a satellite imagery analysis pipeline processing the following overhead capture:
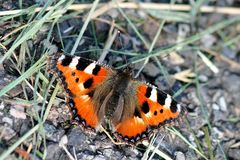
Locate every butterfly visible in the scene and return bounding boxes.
[48,53,183,145]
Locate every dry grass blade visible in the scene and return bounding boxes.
[1,3,240,17]
[89,0,124,19]
[70,0,100,55]
[197,51,219,74]
[142,141,172,160]
[99,27,118,62]
[202,48,240,71]
[172,69,195,83]
[59,136,75,160]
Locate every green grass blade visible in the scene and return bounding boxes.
[70,0,100,55]
[0,54,47,97]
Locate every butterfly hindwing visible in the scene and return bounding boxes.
[137,84,181,127]
[113,82,182,144]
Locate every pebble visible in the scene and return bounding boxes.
[178,24,190,38]
[222,47,236,59]
[45,144,63,160]
[213,110,226,122]
[198,74,208,82]
[200,34,217,48]
[212,103,220,110]
[142,63,160,77]
[107,9,119,19]
[196,130,204,138]
[93,155,106,160]
[2,117,13,126]
[10,105,26,119]
[218,96,227,111]
[0,126,16,140]
[59,135,68,147]
[228,148,240,160]
[175,151,186,160]
[0,102,4,110]
[67,127,88,148]
[212,127,224,139]
[44,123,65,142]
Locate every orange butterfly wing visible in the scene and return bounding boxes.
[114,83,182,144]
[50,54,111,129]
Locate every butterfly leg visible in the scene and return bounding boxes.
[99,125,126,145]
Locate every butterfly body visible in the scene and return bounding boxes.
[49,53,183,144]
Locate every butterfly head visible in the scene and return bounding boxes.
[117,66,134,78]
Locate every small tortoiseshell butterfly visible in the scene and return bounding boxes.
[49,53,183,145]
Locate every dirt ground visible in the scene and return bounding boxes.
[0,1,240,160]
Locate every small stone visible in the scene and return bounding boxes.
[200,34,217,48]
[212,103,220,110]
[212,91,221,103]
[222,47,236,59]
[93,155,106,160]
[44,123,65,142]
[10,105,26,119]
[89,144,97,153]
[0,102,4,110]
[59,135,68,147]
[67,127,89,148]
[2,117,13,126]
[0,126,16,140]
[103,148,113,157]
[196,130,204,138]
[45,144,63,160]
[218,96,227,111]
[175,151,186,160]
[142,63,160,77]
[162,52,184,65]
[178,24,190,38]
[213,110,226,122]
[212,127,224,139]
[228,148,240,160]
[107,9,119,19]
[198,75,208,82]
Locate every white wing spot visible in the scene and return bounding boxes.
[58,55,65,61]
[78,83,85,91]
[145,112,152,118]
[81,95,90,101]
[177,104,181,112]
[135,117,145,124]
[149,88,157,102]
[164,94,172,109]
[69,57,80,69]
[84,63,96,74]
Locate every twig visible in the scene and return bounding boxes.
[88,0,124,20]
[202,48,240,71]
[70,0,100,55]
[0,3,240,17]
[98,27,118,62]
